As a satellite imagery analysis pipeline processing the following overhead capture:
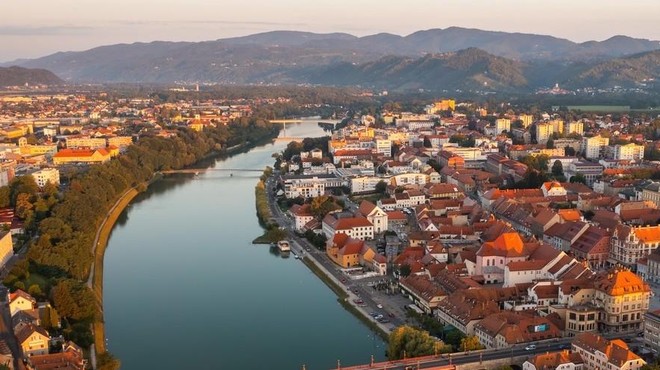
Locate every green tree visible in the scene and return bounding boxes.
[546,137,555,149]
[9,175,39,206]
[551,160,564,178]
[444,330,465,349]
[375,180,388,194]
[15,193,34,219]
[388,326,441,360]
[97,352,121,370]
[565,146,576,156]
[423,136,432,148]
[309,196,340,218]
[459,335,483,351]
[570,173,587,185]
[28,284,42,298]
[0,186,9,208]
[51,279,97,321]
[399,264,412,277]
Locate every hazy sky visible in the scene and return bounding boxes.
[2,0,660,62]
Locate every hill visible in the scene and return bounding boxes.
[0,66,63,86]
[570,50,660,88]
[12,28,660,85]
[299,48,529,92]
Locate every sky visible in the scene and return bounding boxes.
[2,0,660,62]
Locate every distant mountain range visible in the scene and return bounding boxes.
[4,27,660,91]
[0,66,63,86]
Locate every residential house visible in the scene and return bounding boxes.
[541,181,567,197]
[572,332,645,370]
[399,274,447,314]
[543,221,589,252]
[289,204,315,232]
[322,214,374,240]
[610,225,660,268]
[9,289,36,316]
[570,226,610,270]
[475,311,561,349]
[523,351,584,370]
[435,287,522,335]
[16,322,49,357]
[28,341,86,370]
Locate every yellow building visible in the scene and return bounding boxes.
[65,136,107,149]
[53,148,111,165]
[518,114,534,128]
[0,231,13,269]
[495,118,511,134]
[430,99,456,113]
[594,270,650,334]
[565,121,584,136]
[18,138,58,156]
[548,119,564,135]
[535,122,554,145]
[188,119,205,132]
[326,234,364,268]
[2,127,27,139]
[16,323,50,357]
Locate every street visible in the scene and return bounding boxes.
[265,175,407,334]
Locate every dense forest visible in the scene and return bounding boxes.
[2,119,279,368]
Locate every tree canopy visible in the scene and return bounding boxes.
[388,326,441,360]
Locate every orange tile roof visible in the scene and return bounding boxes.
[573,332,644,368]
[558,209,582,222]
[335,217,373,230]
[528,351,583,369]
[594,270,650,296]
[634,226,660,243]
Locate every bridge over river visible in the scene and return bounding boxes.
[268,118,339,142]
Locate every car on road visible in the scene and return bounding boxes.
[377,304,383,309]
[525,345,537,351]
[558,344,570,350]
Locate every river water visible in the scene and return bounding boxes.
[103,120,386,369]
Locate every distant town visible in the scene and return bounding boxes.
[1,87,660,369]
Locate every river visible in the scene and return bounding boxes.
[103,120,387,369]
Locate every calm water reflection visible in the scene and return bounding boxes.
[103,122,386,369]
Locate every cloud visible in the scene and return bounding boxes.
[0,25,93,36]
[108,19,310,27]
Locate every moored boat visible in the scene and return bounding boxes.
[277,240,291,252]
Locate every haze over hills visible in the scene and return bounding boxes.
[0,66,63,86]
[6,27,660,92]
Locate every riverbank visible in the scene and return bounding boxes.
[88,130,281,366]
[89,186,141,363]
[300,254,389,341]
[261,178,392,341]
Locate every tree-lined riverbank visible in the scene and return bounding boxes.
[4,120,279,368]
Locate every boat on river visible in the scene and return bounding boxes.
[277,240,291,252]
